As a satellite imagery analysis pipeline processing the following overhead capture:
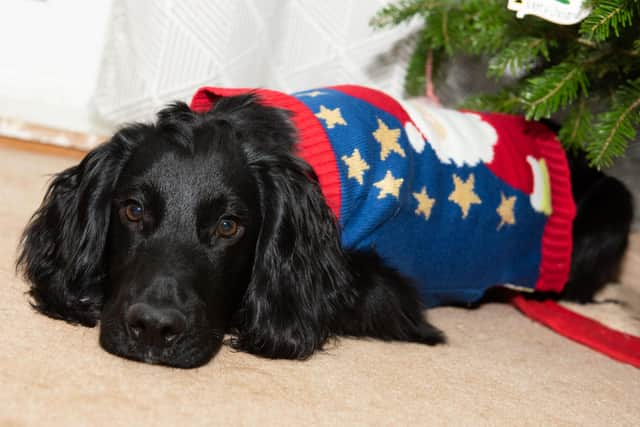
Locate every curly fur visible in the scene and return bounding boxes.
[17,95,632,368]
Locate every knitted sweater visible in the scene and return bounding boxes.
[191,85,576,307]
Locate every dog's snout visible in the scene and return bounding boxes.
[125,303,186,347]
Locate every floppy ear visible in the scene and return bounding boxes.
[231,153,354,359]
[204,95,353,359]
[17,129,141,326]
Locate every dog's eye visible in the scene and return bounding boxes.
[215,218,239,238]
[124,201,144,222]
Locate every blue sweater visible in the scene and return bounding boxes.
[191,85,576,307]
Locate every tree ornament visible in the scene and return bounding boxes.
[507,0,591,25]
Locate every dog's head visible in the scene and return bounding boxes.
[17,95,352,368]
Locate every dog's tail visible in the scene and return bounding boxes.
[563,152,634,302]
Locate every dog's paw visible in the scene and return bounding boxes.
[410,322,446,346]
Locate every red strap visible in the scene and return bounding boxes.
[512,295,640,368]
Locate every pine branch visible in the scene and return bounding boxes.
[441,9,452,53]
[488,37,551,78]
[370,0,442,28]
[461,0,511,55]
[579,0,638,42]
[587,79,640,167]
[558,97,593,150]
[404,34,433,96]
[521,62,589,120]
[460,88,524,113]
[418,7,467,53]
[371,0,640,168]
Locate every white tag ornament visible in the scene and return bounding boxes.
[507,0,591,25]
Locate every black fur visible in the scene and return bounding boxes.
[16,95,632,368]
[561,154,634,302]
[16,129,145,326]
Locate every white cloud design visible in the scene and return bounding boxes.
[401,99,498,167]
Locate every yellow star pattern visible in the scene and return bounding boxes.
[374,170,404,200]
[413,187,436,220]
[372,118,405,160]
[448,173,482,219]
[341,149,370,185]
[496,192,517,230]
[315,105,347,129]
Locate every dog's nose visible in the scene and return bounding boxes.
[125,303,186,347]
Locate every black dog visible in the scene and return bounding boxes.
[17,95,633,368]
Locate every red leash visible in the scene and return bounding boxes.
[512,295,640,368]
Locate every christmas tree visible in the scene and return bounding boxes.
[371,0,640,168]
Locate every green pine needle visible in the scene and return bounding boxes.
[587,79,640,167]
[579,0,637,42]
[460,92,523,113]
[558,98,593,150]
[522,62,589,120]
[371,0,640,168]
[488,37,551,78]
[404,35,431,96]
[370,0,441,28]
[460,83,527,113]
[461,1,511,55]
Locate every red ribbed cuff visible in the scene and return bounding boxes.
[190,87,342,218]
[534,126,577,292]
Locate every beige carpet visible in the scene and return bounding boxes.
[1,145,639,426]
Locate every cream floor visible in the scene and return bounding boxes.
[1,145,638,426]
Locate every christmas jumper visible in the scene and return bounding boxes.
[191,85,576,307]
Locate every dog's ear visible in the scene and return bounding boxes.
[231,152,353,359]
[17,127,144,326]
[204,96,352,359]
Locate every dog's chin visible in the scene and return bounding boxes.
[98,324,222,369]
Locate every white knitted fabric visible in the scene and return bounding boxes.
[93,0,419,126]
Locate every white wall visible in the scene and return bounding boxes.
[0,0,113,134]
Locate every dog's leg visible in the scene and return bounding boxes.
[563,156,634,302]
[332,250,445,345]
